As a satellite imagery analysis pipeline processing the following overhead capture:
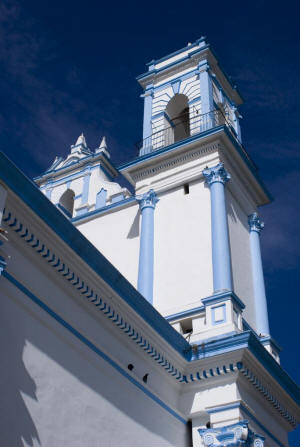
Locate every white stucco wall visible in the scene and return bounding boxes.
[153,179,213,316]
[0,240,191,447]
[226,188,256,331]
[76,202,140,289]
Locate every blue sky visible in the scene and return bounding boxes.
[1,0,300,443]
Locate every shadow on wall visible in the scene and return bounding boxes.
[127,209,140,239]
[0,273,191,446]
[0,287,40,447]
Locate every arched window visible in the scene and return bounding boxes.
[58,189,75,218]
[164,94,190,146]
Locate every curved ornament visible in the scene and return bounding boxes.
[248,212,264,233]
[202,162,231,186]
[137,189,159,211]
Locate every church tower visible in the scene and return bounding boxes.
[119,37,274,352]
[34,38,300,446]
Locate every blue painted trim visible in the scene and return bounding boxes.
[120,126,225,170]
[165,305,205,322]
[81,171,91,205]
[188,96,201,106]
[0,152,190,359]
[0,254,7,275]
[99,164,115,182]
[164,113,175,128]
[111,193,125,204]
[57,203,72,218]
[35,151,118,182]
[145,37,206,67]
[248,214,269,336]
[72,197,137,223]
[150,68,198,94]
[211,303,226,325]
[192,331,300,406]
[242,319,282,352]
[95,188,107,210]
[260,335,282,353]
[171,80,181,95]
[240,403,286,447]
[208,45,244,103]
[142,86,154,141]
[165,292,244,322]
[119,125,272,203]
[137,190,159,304]
[202,291,245,310]
[46,189,52,199]
[203,163,232,292]
[40,166,95,189]
[222,126,272,202]
[206,402,240,414]
[3,208,184,382]
[137,45,210,82]
[2,271,187,425]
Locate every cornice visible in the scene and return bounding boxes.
[35,151,118,184]
[3,207,299,427]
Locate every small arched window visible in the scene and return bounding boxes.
[58,189,75,218]
[164,94,190,146]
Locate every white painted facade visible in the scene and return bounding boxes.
[1,38,299,446]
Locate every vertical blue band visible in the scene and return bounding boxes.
[137,190,158,304]
[142,87,153,141]
[81,171,90,205]
[248,213,270,336]
[198,62,214,129]
[203,163,232,293]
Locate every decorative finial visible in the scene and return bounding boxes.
[75,133,87,147]
[99,136,107,150]
[96,136,110,158]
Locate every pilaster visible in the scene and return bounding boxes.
[203,163,232,293]
[137,189,159,303]
[248,212,269,336]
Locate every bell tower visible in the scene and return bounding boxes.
[119,37,274,354]
[35,134,131,218]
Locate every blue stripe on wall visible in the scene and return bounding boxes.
[2,271,187,426]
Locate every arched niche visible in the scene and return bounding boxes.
[58,189,75,218]
[164,94,190,145]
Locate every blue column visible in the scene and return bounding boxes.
[141,85,154,155]
[248,213,270,336]
[198,61,214,130]
[137,189,159,304]
[203,163,232,293]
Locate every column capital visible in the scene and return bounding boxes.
[137,189,159,211]
[248,212,264,233]
[198,420,264,446]
[203,162,231,186]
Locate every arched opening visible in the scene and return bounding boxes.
[58,189,75,218]
[164,94,190,145]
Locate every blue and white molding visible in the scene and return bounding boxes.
[203,163,233,293]
[199,420,264,446]
[248,212,269,336]
[137,189,159,304]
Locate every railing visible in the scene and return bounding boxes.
[137,108,235,156]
